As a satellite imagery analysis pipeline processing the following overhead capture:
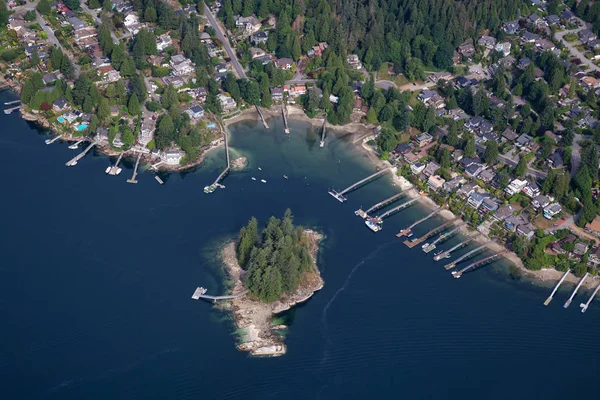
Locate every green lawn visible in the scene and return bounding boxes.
[376,62,409,86]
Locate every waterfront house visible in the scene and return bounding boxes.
[112,132,124,148]
[270,86,284,101]
[587,246,600,267]
[410,162,426,175]
[467,191,491,209]
[517,223,536,240]
[163,149,183,165]
[457,181,479,198]
[218,94,237,112]
[492,205,515,222]
[427,175,446,191]
[52,98,69,112]
[139,118,154,145]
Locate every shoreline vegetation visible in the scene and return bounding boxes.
[219,211,323,357]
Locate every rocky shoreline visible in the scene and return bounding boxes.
[219,229,323,357]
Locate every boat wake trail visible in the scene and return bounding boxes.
[319,241,395,368]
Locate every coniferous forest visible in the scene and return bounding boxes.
[236,210,314,302]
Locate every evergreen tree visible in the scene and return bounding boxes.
[514,157,527,178]
[37,0,52,15]
[0,0,8,26]
[237,217,258,267]
[483,140,499,165]
[128,93,141,115]
[98,99,111,123]
[446,123,459,147]
[463,134,476,158]
[20,80,36,104]
[144,7,157,22]
[259,73,272,108]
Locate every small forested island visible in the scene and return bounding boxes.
[220,209,323,356]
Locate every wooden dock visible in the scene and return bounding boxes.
[192,287,208,299]
[4,104,21,114]
[66,141,96,166]
[45,134,64,145]
[319,118,326,147]
[580,280,600,313]
[544,269,570,306]
[127,152,142,183]
[191,286,248,302]
[564,273,589,308]
[282,105,290,134]
[404,218,460,248]
[155,175,164,184]
[256,105,269,129]
[107,152,125,175]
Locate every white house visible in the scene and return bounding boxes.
[156,33,172,52]
[163,149,183,165]
[505,179,528,196]
[218,94,237,112]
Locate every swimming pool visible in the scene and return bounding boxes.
[57,117,65,123]
[76,124,88,131]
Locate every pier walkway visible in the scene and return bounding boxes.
[256,105,269,129]
[66,141,96,166]
[127,152,142,183]
[452,250,506,278]
[397,207,441,237]
[329,168,391,202]
[580,280,600,312]
[543,269,570,306]
[404,218,460,248]
[444,241,491,270]
[45,135,64,145]
[422,223,464,253]
[205,126,231,193]
[564,273,589,308]
[320,118,326,147]
[282,105,290,134]
[4,104,21,114]
[4,99,20,105]
[366,193,405,215]
[68,139,85,149]
[434,238,472,261]
[191,286,248,302]
[377,197,420,220]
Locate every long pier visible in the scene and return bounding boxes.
[434,238,472,261]
[444,241,490,270]
[366,193,405,215]
[543,269,570,306]
[404,218,460,248]
[329,168,391,202]
[452,250,506,278]
[4,104,21,114]
[320,118,326,148]
[397,207,441,237]
[422,223,464,253]
[205,127,231,193]
[256,105,269,129]
[68,139,85,149]
[66,141,96,166]
[45,134,64,145]
[127,152,142,183]
[564,273,589,308]
[107,152,125,175]
[580,280,600,313]
[282,105,290,134]
[191,286,248,302]
[4,99,20,105]
[377,197,420,220]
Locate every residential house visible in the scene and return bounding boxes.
[477,36,497,49]
[96,127,109,143]
[502,128,518,142]
[516,134,533,149]
[124,13,141,35]
[429,71,453,83]
[451,149,464,162]
[493,204,516,222]
[574,242,589,256]
[112,132,124,148]
[170,55,195,76]
[148,55,164,67]
[503,20,520,34]
[561,9,575,21]
[543,203,562,219]
[163,149,183,165]
[442,176,465,193]
[218,94,237,112]
[410,162,426,175]
[418,90,436,103]
[52,98,69,112]
[97,65,121,83]
[256,55,272,65]
[585,216,600,237]
[465,116,484,132]
[93,56,110,69]
[580,29,597,43]
[532,195,551,209]
[517,223,536,239]
[458,42,475,58]
[468,191,491,209]
[464,162,484,178]
[505,178,528,196]
[481,197,499,213]
[587,246,600,267]
[546,15,560,25]
[347,54,362,69]
[535,39,556,52]
[479,169,495,183]
[156,34,172,52]
[580,76,600,90]
[457,181,479,198]
[250,31,268,46]
[549,151,564,168]
[74,27,96,42]
[139,118,154,145]
[162,75,185,88]
[391,142,413,158]
[414,132,433,148]
[236,15,261,34]
[199,32,211,42]
[522,32,540,43]
[523,182,541,198]
[518,57,531,70]
[274,58,294,70]
[528,13,544,26]
[43,73,59,85]
[67,17,87,31]
[270,86,284,101]
[249,47,266,59]
[423,161,440,178]
[287,85,306,97]
[427,175,446,191]
[495,42,511,57]
[184,104,205,119]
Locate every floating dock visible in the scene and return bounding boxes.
[404,218,460,248]
[68,139,85,149]
[127,152,142,183]
[580,280,600,313]
[155,175,164,185]
[191,287,208,299]
[543,269,570,306]
[422,223,464,253]
[397,207,440,237]
[66,141,96,166]
[564,272,589,308]
[205,127,230,193]
[444,241,491,270]
[329,168,391,202]
[107,152,125,176]
[256,105,269,129]
[191,286,248,302]
[452,250,506,278]
[45,134,64,145]
[4,104,21,114]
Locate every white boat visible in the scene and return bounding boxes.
[105,166,111,174]
[251,177,256,181]
[283,175,288,179]
[261,179,267,183]
[258,167,262,171]
[115,167,122,175]
[68,144,79,150]
[421,243,429,249]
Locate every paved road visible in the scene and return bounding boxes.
[204,3,247,79]
[571,133,582,177]
[285,79,316,85]
[478,144,547,179]
[80,3,120,43]
[555,19,600,73]
[34,11,81,78]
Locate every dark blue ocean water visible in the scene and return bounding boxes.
[0,90,599,399]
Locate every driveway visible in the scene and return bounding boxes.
[204,4,247,79]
